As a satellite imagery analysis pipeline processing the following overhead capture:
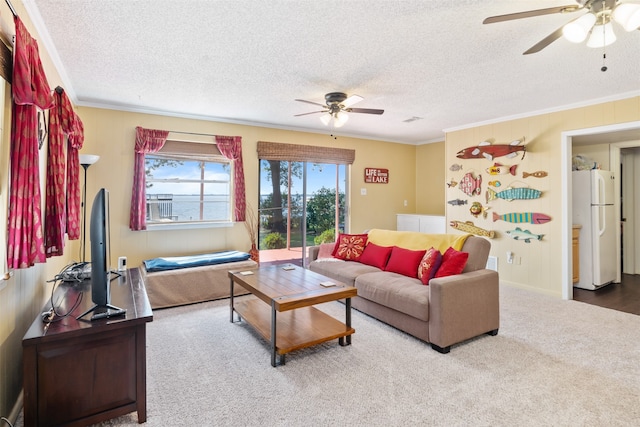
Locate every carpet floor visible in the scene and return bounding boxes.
[17,285,640,426]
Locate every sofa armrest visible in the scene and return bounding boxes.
[308,245,320,263]
[428,269,499,351]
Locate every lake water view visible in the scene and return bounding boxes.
[147,194,229,222]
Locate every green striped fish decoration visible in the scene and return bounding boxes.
[492,212,551,224]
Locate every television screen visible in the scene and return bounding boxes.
[90,188,110,306]
[76,188,125,321]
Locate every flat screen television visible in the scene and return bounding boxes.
[76,188,125,321]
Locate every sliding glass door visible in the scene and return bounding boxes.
[258,160,347,266]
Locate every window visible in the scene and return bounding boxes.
[144,141,232,224]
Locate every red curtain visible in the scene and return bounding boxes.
[7,17,55,268]
[216,136,246,222]
[66,114,85,240]
[45,89,82,257]
[129,126,169,230]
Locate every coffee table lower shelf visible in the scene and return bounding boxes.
[234,298,355,364]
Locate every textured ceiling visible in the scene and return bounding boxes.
[24,0,640,144]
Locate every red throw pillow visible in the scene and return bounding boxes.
[358,243,393,269]
[417,247,443,285]
[434,247,469,278]
[332,233,368,261]
[384,246,426,278]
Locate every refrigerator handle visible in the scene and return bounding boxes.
[599,205,606,237]
[595,172,604,205]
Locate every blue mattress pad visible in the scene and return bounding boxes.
[143,250,251,273]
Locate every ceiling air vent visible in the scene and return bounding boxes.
[403,116,423,123]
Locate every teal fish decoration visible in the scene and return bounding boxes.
[505,227,544,243]
[492,212,551,224]
[486,186,541,203]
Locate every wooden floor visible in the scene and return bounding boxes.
[573,274,640,316]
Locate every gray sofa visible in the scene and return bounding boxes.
[308,230,499,353]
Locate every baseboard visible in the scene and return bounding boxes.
[500,280,562,299]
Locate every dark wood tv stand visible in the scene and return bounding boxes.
[22,268,153,426]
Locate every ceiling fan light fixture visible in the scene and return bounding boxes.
[319,114,331,126]
[587,22,617,48]
[562,13,596,43]
[613,3,640,31]
[334,112,349,128]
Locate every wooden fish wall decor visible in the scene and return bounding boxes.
[506,227,544,243]
[469,202,490,219]
[488,180,501,187]
[447,179,458,188]
[449,220,496,239]
[448,199,467,206]
[486,163,517,176]
[492,211,551,224]
[522,171,548,178]
[456,137,526,161]
[459,172,482,196]
[449,164,463,172]
[486,186,541,203]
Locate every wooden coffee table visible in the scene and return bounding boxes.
[228,264,356,367]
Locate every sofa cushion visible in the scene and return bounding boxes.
[309,260,379,287]
[355,272,429,321]
[333,233,368,261]
[435,247,469,278]
[359,243,393,270]
[315,242,340,262]
[417,247,443,285]
[384,247,426,279]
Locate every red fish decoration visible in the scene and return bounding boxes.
[457,138,526,161]
[459,172,482,196]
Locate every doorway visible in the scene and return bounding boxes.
[562,120,640,301]
[258,160,347,266]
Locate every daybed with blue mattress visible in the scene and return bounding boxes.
[141,251,257,309]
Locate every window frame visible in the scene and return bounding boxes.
[144,140,234,230]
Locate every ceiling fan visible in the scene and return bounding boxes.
[295,92,384,128]
[483,0,640,55]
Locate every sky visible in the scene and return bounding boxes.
[146,158,346,196]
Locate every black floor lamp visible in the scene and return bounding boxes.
[79,154,100,263]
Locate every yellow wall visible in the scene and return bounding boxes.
[445,96,640,297]
[415,141,445,215]
[78,107,419,267]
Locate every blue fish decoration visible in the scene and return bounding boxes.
[486,186,541,203]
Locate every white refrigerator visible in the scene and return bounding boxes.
[572,170,617,290]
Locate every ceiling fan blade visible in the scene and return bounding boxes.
[523,26,565,55]
[295,99,327,108]
[347,108,384,115]
[294,110,327,117]
[342,94,364,108]
[483,5,580,24]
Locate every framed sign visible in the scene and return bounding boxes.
[364,167,389,184]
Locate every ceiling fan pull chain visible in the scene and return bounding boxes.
[600,7,608,72]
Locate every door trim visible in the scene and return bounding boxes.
[562,120,640,300]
